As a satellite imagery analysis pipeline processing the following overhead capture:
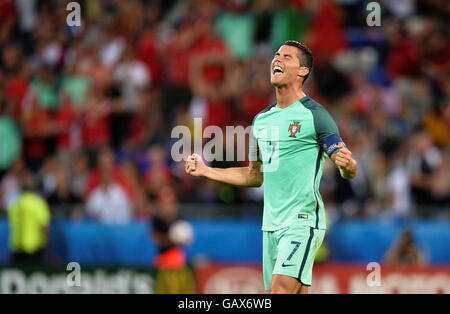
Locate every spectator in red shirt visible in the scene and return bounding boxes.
[2,43,29,119]
[386,24,421,79]
[21,96,58,170]
[238,59,273,125]
[189,19,234,129]
[136,28,163,86]
[85,147,133,201]
[81,90,111,152]
[56,92,80,153]
[307,0,348,65]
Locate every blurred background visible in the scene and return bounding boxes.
[0,0,449,293]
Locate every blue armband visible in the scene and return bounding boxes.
[322,134,345,157]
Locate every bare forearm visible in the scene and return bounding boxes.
[203,166,262,187]
[185,155,263,187]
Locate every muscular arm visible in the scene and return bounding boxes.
[305,104,357,180]
[185,154,263,187]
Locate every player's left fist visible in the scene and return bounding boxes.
[332,144,355,169]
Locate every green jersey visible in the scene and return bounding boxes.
[250,96,344,231]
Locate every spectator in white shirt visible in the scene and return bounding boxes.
[86,167,132,225]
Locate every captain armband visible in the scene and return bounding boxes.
[322,134,346,157]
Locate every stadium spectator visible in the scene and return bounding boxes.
[215,0,256,60]
[114,46,151,112]
[81,90,111,153]
[144,145,173,199]
[46,166,83,220]
[189,42,234,129]
[307,0,348,65]
[86,163,132,225]
[55,92,80,153]
[386,22,421,79]
[407,129,445,210]
[269,0,310,51]
[70,150,89,200]
[85,147,132,199]
[387,145,412,218]
[0,158,28,211]
[238,57,273,124]
[384,229,427,267]
[0,110,21,174]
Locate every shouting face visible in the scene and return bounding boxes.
[270,45,309,87]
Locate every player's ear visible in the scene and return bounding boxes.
[298,66,309,79]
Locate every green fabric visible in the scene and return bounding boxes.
[31,79,59,110]
[216,13,256,60]
[8,192,51,254]
[61,76,92,108]
[263,224,325,290]
[250,96,340,231]
[0,117,21,170]
[303,99,340,147]
[270,8,309,51]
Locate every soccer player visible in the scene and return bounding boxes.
[185,40,357,294]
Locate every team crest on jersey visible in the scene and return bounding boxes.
[288,122,301,138]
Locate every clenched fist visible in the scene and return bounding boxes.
[331,144,357,179]
[185,154,208,177]
[332,144,353,168]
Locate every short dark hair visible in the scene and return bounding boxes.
[283,40,313,83]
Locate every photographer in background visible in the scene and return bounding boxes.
[151,185,195,293]
[384,229,427,268]
[151,185,193,270]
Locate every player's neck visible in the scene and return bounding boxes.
[275,85,307,109]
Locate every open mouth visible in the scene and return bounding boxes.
[273,65,284,76]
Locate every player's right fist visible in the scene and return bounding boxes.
[185,153,207,177]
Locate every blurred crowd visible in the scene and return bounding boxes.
[0,0,449,224]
